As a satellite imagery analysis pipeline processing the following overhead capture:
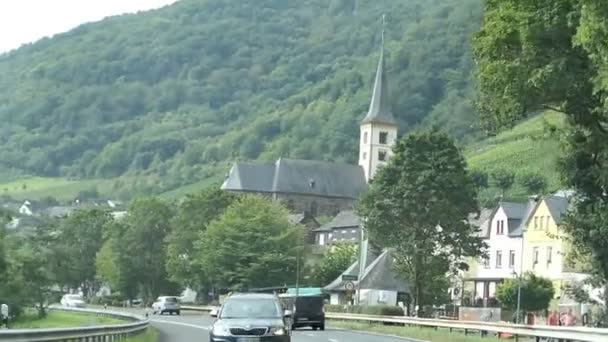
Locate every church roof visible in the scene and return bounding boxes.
[361,43,396,126]
[222,158,368,199]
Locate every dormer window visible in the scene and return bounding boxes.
[379,131,388,144]
[309,179,316,189]
[496,220,505,235]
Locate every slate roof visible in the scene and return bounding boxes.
[314,210,361,232]
[511,197,540,236]
[470,208,494,238]
[222,158,368,199]
[324,249,409,293]
[545,195,570,224]
[361,44,396,126]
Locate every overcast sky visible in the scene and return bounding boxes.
[0,0,179,53]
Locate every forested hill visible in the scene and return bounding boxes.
[0,0,482,197]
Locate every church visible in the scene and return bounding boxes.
[221,35,398,217]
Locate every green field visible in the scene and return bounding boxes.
[12,310,122,329]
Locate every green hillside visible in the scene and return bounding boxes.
[0,0,482,198]
[466,111,566,203]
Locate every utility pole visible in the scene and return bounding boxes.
[516,230,525,324]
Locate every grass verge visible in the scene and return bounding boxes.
[12,310,122,329]
[125,328,159,342]
[330,320,533,342]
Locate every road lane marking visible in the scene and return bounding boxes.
[329,339,339,342]
[152,318,210,330]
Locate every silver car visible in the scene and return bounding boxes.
[152,296,181,315]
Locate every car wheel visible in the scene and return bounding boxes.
[312,326,318,331]
[320,324,325,331]
[176,310,180,316]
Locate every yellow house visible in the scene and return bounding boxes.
[521,195,570,299]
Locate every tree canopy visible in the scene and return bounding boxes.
[496,273,555,313]
[0,0,483,197]
[473,0,608,300]
[358,128,486,315]
[198,196,304,291]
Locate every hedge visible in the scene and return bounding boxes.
[325,304,404,316]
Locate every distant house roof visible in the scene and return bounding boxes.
[544,195,570,224]
[470,208,494,238]
[222,158,368,199]
[324,249,409,294]
[288,212,320,229]
[511,197,540,236]
[21,200,45,212]
[314,210,361,232]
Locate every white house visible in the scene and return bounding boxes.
[468,199,537,305]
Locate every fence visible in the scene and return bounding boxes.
[182,305,608,342]
[0,306,149,342]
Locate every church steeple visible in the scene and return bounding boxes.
[358,14,398,183]
[361,15,395,126]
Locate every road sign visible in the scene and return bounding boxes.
[344,281,355,291]
[342,274,358,281]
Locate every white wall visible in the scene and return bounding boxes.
[474,207,523,295]
[359,123,397,182]
[359,289,398,306]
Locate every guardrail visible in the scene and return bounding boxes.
[182,305,608,342]
[0,306,149,342]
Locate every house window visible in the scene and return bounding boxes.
[351,230,356,233]
[482,257,490,269]
[378,151,387,161]
[342,230,347,234]
[363,132,368,144]
[379,131,388,144]
[328,233,333,240]
[319,234,326,246]
[509,250,516,268]
[362,152,367,160]
[547,247,553,265]
[540,216,545,230]
[534,216,539,230]
[496,250,503,268]
[546,216,550,230]
[533,247,539,266]
[496,220,505,235]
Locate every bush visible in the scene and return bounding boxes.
[325,305,404,316]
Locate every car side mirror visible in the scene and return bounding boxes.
[284,310,293,318]
[210,309,218,318]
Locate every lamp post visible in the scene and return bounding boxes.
[515,227,525,324]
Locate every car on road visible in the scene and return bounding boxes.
[60,294,86,308]
[279,294,325,331]
[209,293,292,342]
[152,296,181,315]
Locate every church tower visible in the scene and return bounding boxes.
[358,19,398,183]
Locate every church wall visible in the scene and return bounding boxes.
[275,193,355,217]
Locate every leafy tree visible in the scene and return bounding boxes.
[312,243,357,286]
[358,129,486,315]
[496,273,555,314]
[470,170,489,189]
[473,0,608,304]
[56,208,112,297]
[166,187,237,300]
[198,196,304,291]
[517,172,547,194]
[491,170,515,196]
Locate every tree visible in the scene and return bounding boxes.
[496,273,555,314]
[198,196,304,291]
[312,243,357,286]
[56,208,112,297]
[491,170,515,196]
[470,170,489,189]
[473,0,608,304]
[517,172,547,194]
[166,187,237,301]
[358,129,486,315]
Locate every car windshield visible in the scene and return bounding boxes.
[220,298,281,319]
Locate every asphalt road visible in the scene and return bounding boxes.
[147,311,422,342]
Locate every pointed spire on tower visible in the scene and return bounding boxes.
[361,14,396,126]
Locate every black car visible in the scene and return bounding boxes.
[280,295,325,331]
[210,293,292,342]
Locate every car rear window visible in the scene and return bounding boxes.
[165,297,178,303]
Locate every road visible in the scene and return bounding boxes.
[145,311,422,342]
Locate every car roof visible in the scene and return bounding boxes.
[159,296,178,299]
[227,293,279,300]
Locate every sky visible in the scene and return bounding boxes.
[0,0,179,53]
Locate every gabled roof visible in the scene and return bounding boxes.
[314,210,361,232]
[470,208,494,238]
[511,197,540,236]
[361,43,396,126]
[544,195,570,224]
[324,249,409,293]
[222,158,368,199]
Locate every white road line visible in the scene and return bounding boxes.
[304,333,316,337]
[152,319,210,330]
[329,339,339,342]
